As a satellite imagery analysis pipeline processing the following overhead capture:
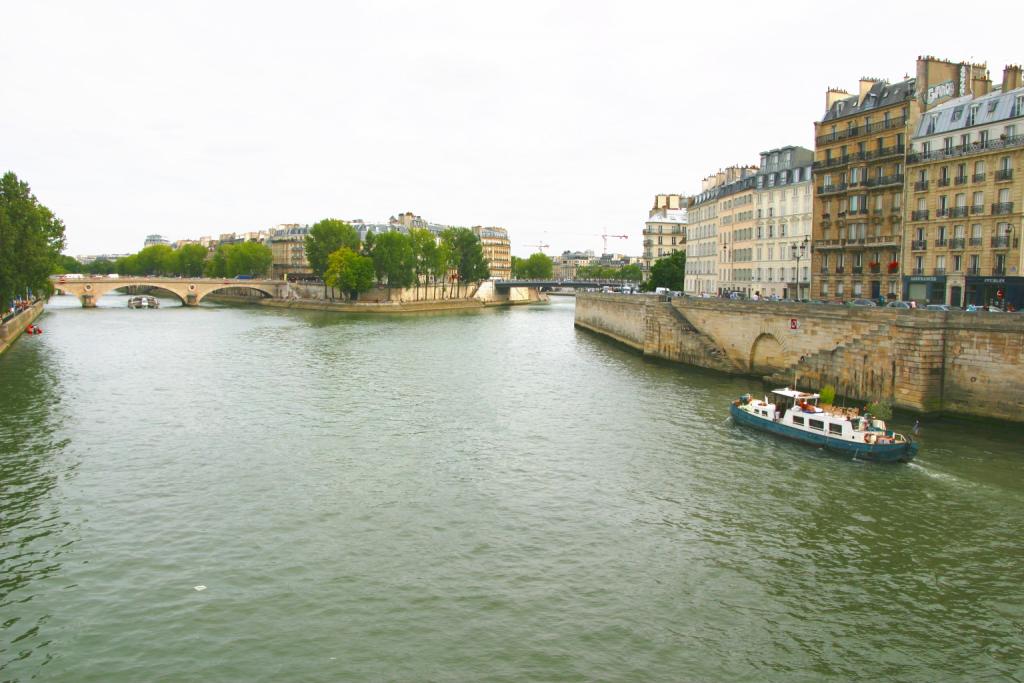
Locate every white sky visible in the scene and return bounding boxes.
[3,1,1021,257]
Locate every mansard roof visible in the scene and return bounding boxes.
[822,78,916,122]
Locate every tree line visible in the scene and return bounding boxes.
[304,219,490,300]
[57,241,274,278]
[1,172,66,308]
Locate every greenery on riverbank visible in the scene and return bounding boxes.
[1,172,66,307]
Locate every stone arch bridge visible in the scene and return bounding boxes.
[53,276,286,307]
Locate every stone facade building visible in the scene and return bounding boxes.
[811,76,915,302]
[685,166,756,296]
[266,224,312,280]
[642,194,687,281]
[472,226,512,280]
[904,65,1023,309]
[752,146,814,299]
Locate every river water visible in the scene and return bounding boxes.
[1,293,1022,682]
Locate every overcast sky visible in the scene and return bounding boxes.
[4,1,1022,258]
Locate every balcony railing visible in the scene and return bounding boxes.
[950,206,969,218]
[852,265,864,274]
[992,202,1014,215]
[969,237,983,247]
[938,177,951,187]
[865,174,904,188]
[967,267,981,275]
[907,134,1024,164]
[996,168,1014,181]
[950,238,966,249]
[816,183,847,195]
[819,266,829,275]
[971,204,985,214]
[835,266,846,274]
[869,264,881,273]
[912,268,926,275]
[991,236,1011,248]
[914,180,929,191]
[973,172,986,182]
[934,268,947,275]
[937,207,951,217]
[935,238,948,247]
[912,240,928,250]
[954,175,968,185]
[993,266,1008,276]
[911,210,929,220]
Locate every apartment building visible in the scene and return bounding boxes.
[472,226,512,279]
[752,146,814,299]
[685,166,756,295]
[642,194,687,280]
[904,65,1023,309]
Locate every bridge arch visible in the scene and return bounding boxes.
[749,332,787,375]
[193,284,276,304]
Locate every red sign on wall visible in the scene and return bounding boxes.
[790,318,799,330]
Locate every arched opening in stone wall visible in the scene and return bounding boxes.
[749,333,786,376]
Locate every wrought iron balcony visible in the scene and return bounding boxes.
[914,180,929,191]
[954,175,968,185]
[996,168,1014,181]
[993,266,1007,275]
[992,202,1014,215]
[935,238,948,247]
[852,265,864,274]
[971,204,985,214]
[967,267,981,275]
[912,240,928,250]
[911,210,929,220]
[950,207,969,218]
[991,236,1011,248]
[973,172,986,182]
[937,208,951,217]
[950,238,966,249]
[934,268,947,275]
[816,183,847,195]
[938,177,951,187]
[912,268,926,275]
[835,266,845,274]
[969,237,983,247]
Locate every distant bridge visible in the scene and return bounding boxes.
[493,279,632,291]
[52,276,287,307]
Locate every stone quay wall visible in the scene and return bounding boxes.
[575,293,1024,421]
[0,301,45,356]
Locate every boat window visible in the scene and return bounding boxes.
[809,419,824,431]
[792,415,805,425]
[828,423,843,435]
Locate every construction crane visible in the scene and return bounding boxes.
[524,243,550,254]
[601,233,628,254]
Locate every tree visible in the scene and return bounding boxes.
[619,263,642,282]
[225,241,273,277]
[176,243,208,277]
[0,172,66,306]
[440,228,489,288]
[511,255,525,279]
[85,258,116,275]
[203,244,231,277]
[53,254,82,274]
[324,247,375,299]
[521,252,553,279]
[137,244,176,275]
[370,231,415,290]
[409,228,439,300]
[647,251,686,291]
[305,219,360,281]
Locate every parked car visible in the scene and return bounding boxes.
[886,301,912,309]
[925,304,951,311]
[848,298,877,307]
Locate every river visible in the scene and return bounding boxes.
[1,293,1022,682]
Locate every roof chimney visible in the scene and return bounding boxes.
[825,88,849,110]
[1003,64,1023,92]
[859,78,880,99]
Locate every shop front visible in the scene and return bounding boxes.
[902,275,947,306]
[964,276,1024,311]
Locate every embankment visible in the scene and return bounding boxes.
[575,293,1024,421]
[0,301,45,356]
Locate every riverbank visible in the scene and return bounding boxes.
[0,300,45,356]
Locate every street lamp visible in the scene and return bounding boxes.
[721,244,729,296]
[791,237,809,301]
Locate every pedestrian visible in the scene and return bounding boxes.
[913,419,920,436]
